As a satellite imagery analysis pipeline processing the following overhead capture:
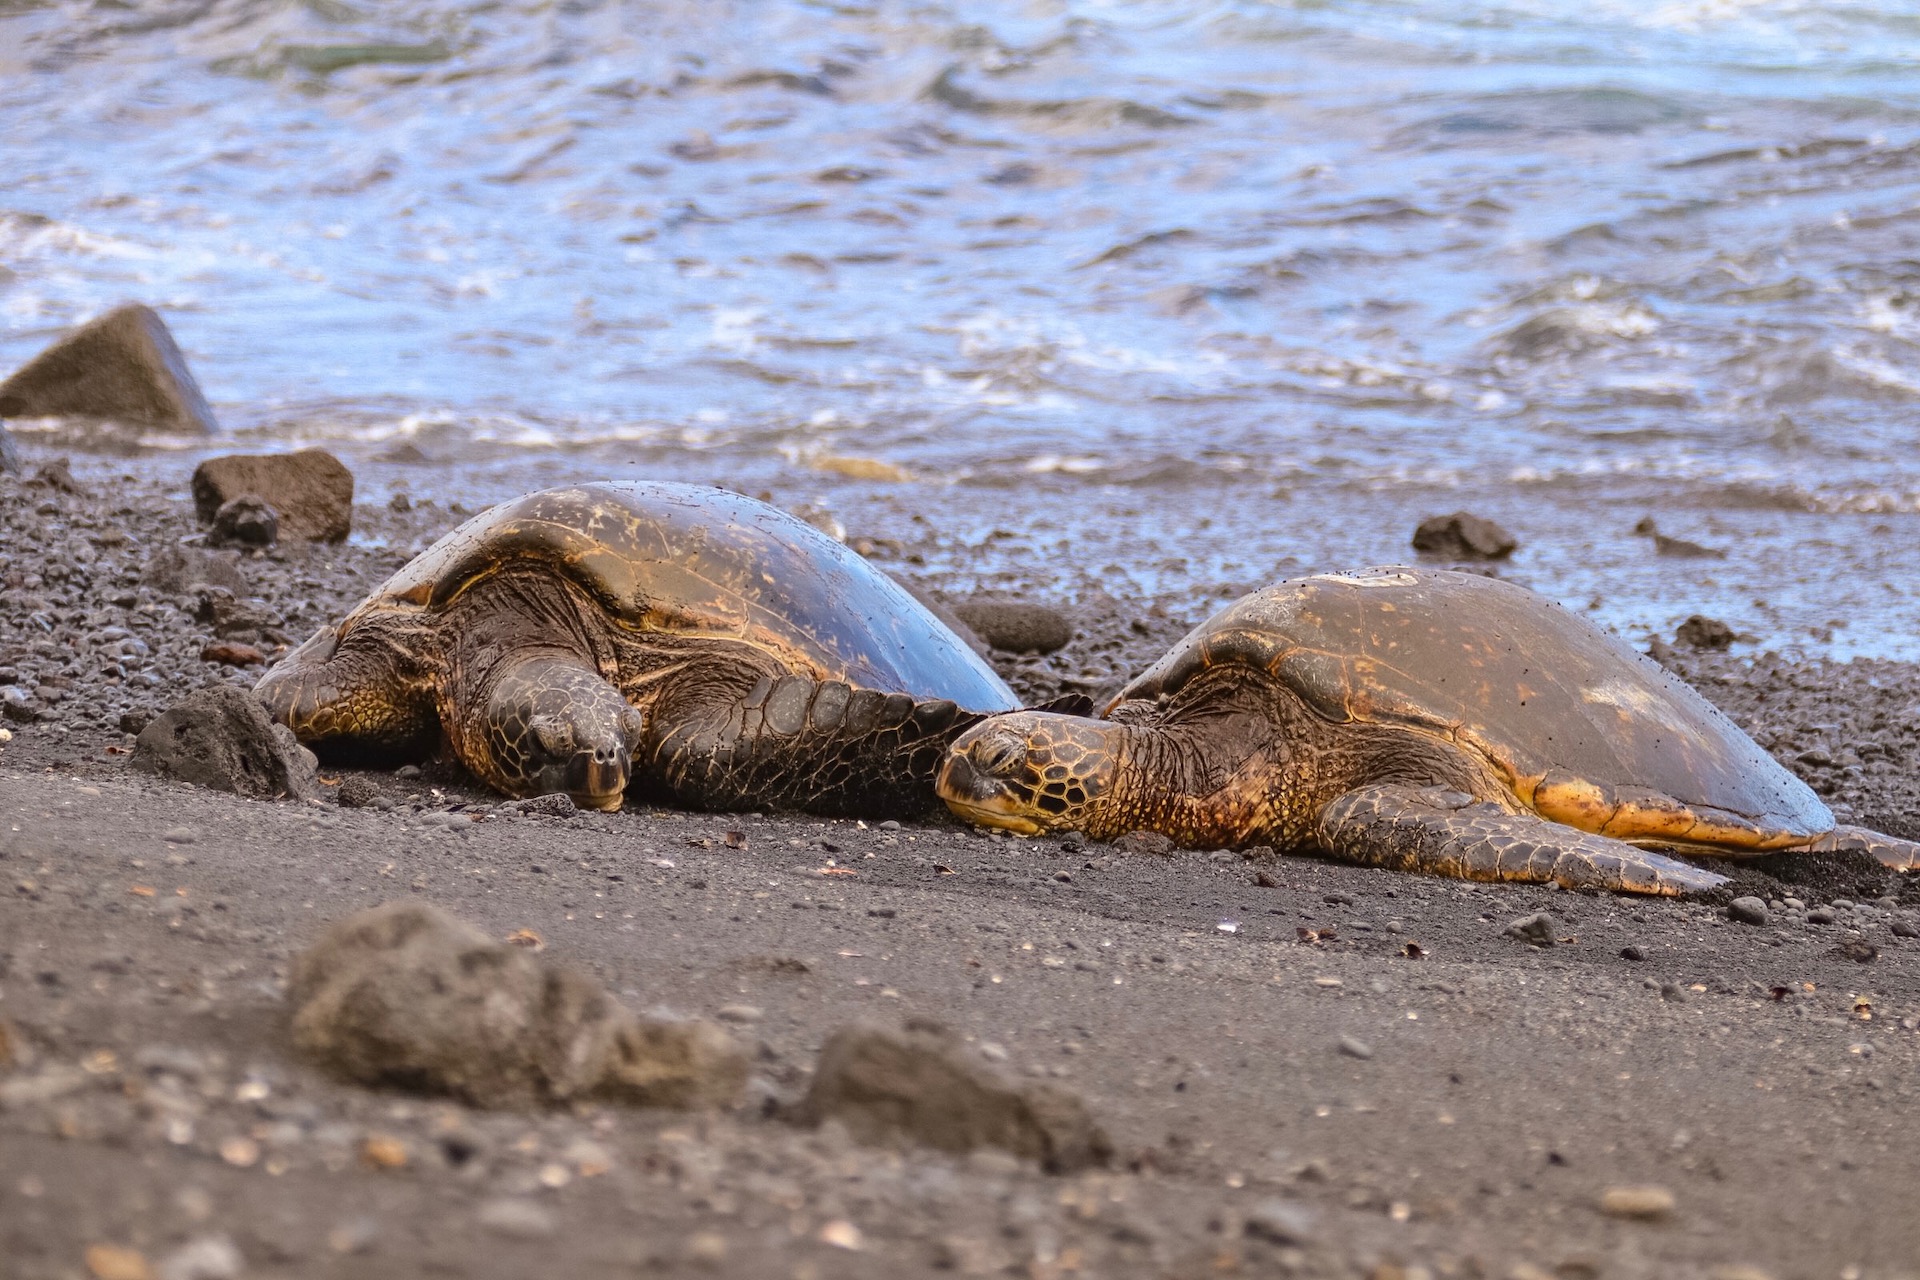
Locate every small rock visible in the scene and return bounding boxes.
[141,544,247,596]
[1243,1198,1317,1246]
[131,685,319,800]
[191,450,353,543]
[1660,982,1687,1003]
[1336,1035,1374,1061]
[0,303,217,433]
[31,457,83,493]
[118,709,153,737]
[1807,906,1837,925]
[683,1232,728,1266]
[1113,830,1175,857]
[716,1004,763,1025]
[1726,896,1769,926]
[796,1022,1111,1174]
[200,641,266,668]
[360,1133,409,1169]
[209,495,279,548]
[1675,615,1735,650]
[336,775,381,808]
[514,792,577,818]
[1412,511,1517,561]
[818,1220,864,1251]
[1599,1185,1675,1220]
[1655,534,1726,560]
[476,1198,556,1240]
[1707,1268,1775,1280]
[326,1217,380,1255]
[0,421,18,475]
[289,902,747,1110]
[1504,913,1555,946]
[155,1235,242,1280]
[1835,939,1877,964]
[161,827,197,844]
[84,1245,152,1280]
[1891,920,1918,939]
[946,598,1074,654]
[1620,945,1648,962]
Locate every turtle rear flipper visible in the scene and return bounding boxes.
[649,674,983,819]
[1808,824,1920,872]
[1315,783,1727,896]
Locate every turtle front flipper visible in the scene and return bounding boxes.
[256,623,439,761]
[1315,783,1728,896]
[648,674,981,819]
[1808,825,1920,872]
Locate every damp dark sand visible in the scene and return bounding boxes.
[3,449,1920,1280]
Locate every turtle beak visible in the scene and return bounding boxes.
[563,741,631,812]
[936,751,1042,835]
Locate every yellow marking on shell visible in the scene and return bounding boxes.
[1532,775,1618,832]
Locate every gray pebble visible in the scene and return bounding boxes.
[1243,1198,1317,1246]
[1807,907,1837,925]
[1659,982,1687,1003]
[1504,913,1555,947]
[1336,1035,1374,1061]
[477,1197,556,1240]
[1891,920,1918,939]
[1621,945,1648,962]
[1726,896,1769,926]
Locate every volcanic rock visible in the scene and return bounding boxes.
[796,1022,1111,1173]
[0,422,18,475]
[141,544,248,596]
[0,303,217,433]
[190,450,353,543]
[1411,512,1517,561]
[1676,615,1736,651]
[947,598,1074,654]
[289,902,747,1110]
[209,495,279,547]
[130,684,319,800]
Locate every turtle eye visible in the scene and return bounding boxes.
[529,714,574,757]
[970,730,1026,775]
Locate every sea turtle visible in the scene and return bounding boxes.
[258,481,1028,814]
[937,567,1919,894]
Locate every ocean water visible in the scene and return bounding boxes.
[4,0,1919,656]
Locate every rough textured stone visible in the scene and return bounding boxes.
[796,1022,1111,1173]
[0,303,217,433]
[0,421,18,475]
[1504,912,1556,946]
[947,598,1074,654]
[1726,896,1769,926]
[130,684,319,800]
[210,495,279,547]
[1676,615,1736,650]
[141,544,248,596]
[1411,512,1517,561]
[289,902,747,1110]
[190,450,353,543]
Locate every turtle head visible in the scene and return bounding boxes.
[489,658,644,812]
[938,711,1121,836]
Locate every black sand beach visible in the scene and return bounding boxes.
[4,449,1918,1280]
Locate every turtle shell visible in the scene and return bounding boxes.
[1113,567,1831,850]
[343,481,1017,711]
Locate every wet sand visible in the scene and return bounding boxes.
[3,450,1920,1280]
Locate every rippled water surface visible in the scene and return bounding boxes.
[5,0,1920,655]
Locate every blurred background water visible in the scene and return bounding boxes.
[4,0,1919,655]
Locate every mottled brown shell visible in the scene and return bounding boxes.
[1112,567,1831,849]
[340,481,1016,710]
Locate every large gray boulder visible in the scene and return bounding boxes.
[190,450,353,543]
[0,303,217,434]
[796,1022,1111,1173]
[289,902,747,1110]
[130,683,319,800]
